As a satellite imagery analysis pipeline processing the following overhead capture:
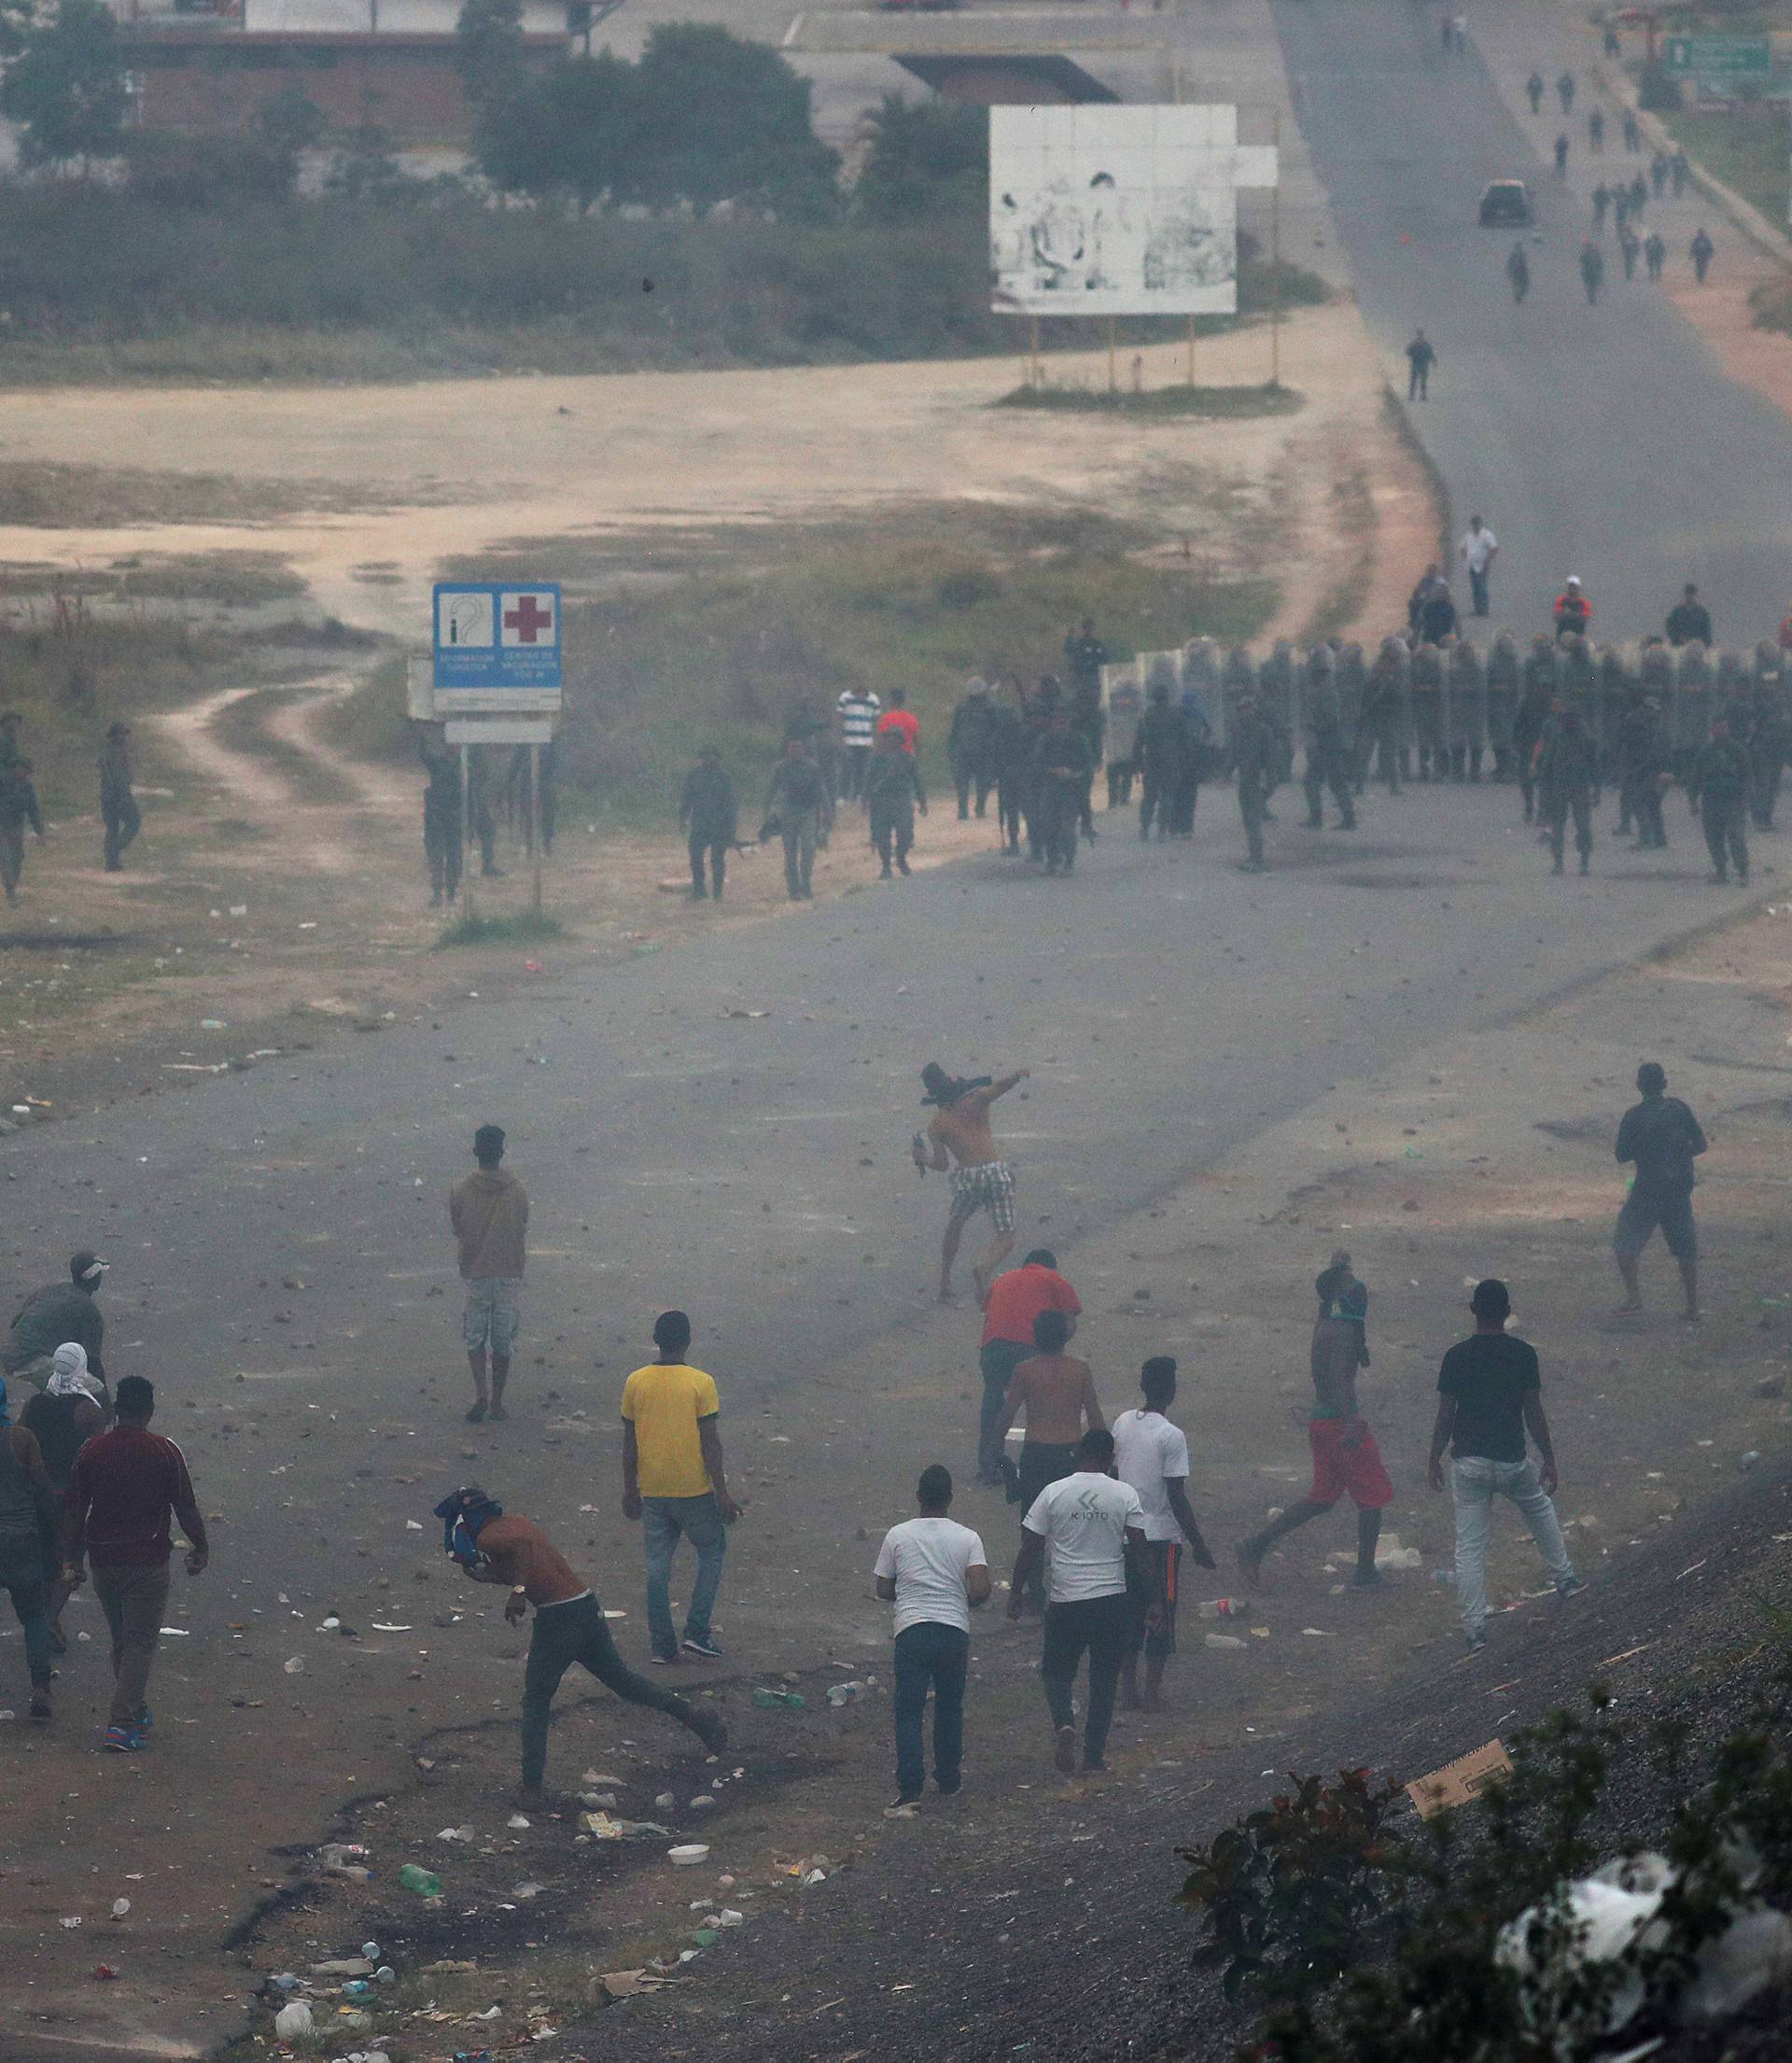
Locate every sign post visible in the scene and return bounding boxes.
[431,582,564,923]
[1662,33,1771,80]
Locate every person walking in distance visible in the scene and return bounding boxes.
[947,678,1000,821]
[1619,224,1641,282]
[418,727,463,907]
[439,1482,724,1805]
[1405,329,1436,400]
[1232,691,1280,873]
[1644,228,1666,281]
[621,1311,741,1664]
[1692,714,1750,886]
[975,1250,1080,1489]
[1113,1357,1216,1712]
[1459,516,1500,619]
[1526,69,1544,114]
[679,744,736,903]
[1690,226,1715,283]
[874,1465,989,1808]
[1539,701,1598,875]
[1671,147,1690,196]
[1554,133,1570,178]
[62,1376,208,1750]
[4,1251,109,1396]
[876,685,920,755]
[1029,706,1095,875]
[1236,1253,1392,1590]
[1429,1280,1584,1652]
[1613,1062,1707,1320]
[0,752,44,905]
[1587,105,1603,153]
[98,722,141,873]
[0,1378,59,1723]
[866,723,929,879]
[450,1123,528,1424]
[1135,677,1183,841]
[834,681,882,805]
[1557,68,1575,114]
[1591,181,1610,232]
[763,737,832,903]
[1011,1428,1153,1775]
[1505,242,1531,304]
[1301,673,1356,830]
[19,1344,105,1656]
[914,1061,1029,1300]
[995,1308,1104,1609]
[1579,238,1604,304]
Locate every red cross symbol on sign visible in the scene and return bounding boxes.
[503,593,554,644]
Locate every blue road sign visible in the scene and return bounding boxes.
[433,582,563,693]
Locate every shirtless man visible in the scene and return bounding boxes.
[913,1060,1030,1300]
[1235,1252,1392,1589]
[993,1308,1104,1609]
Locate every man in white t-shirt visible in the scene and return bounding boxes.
[1010,1428,1152,1775]
[835,686,883,805]
[1112,1356,1217,1713]
[1459,516,1500,619]
[874,1465,990,1807]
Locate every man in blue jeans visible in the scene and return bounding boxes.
[621,1312,741,1664]
[874,1465,990,1809]
[1429,1278,1585,1651]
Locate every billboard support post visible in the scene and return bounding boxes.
[459,742,475,925]
[1270,106,1283,389]
[1107,316,1117,393]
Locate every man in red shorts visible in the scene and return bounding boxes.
[1234,1252,1391,1588]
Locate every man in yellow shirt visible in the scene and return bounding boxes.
[621,1311,742,1664]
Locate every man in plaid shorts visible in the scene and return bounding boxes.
[913,1062,1030,1302]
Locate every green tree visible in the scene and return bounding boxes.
[623,24,839,218]
[477,51,635,208]
[0,0,128,170]
[455,0,525,114]
[855,93,986,224]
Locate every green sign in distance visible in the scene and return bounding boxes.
[1663,34,1773,78]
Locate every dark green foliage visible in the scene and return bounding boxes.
[0,0,126,169]
[856,94,987,224]
[1638,61,1684,112]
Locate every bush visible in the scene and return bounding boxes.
[855,94,987,224]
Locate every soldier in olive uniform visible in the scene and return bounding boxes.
[866,725,929,877]
[1693,718,1750,882]
[1030,708,1094,876]
[419,728,463,906]
[1539,702,1598,875]
[1485,631,1519,780]
[1748,679,1787,831]
[1136,678,1183,842]
[1232,692,1279,873]
[0,753,45,904]
[948,679,1001,821]
[1302,674,1357,829]
[679,744,737,900]
[763,737,833,900]
[1358,639,1407,793]
[991,681,1029,856]
[1409,639,1446,780]
[98,721,141,872]
[1514,645,1555,823]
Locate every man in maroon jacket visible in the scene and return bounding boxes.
[63,1375,208,1752]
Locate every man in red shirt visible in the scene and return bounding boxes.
[63,1376,208,1752]
[1552,578,1591,641]
[877,687,920,755]
[977,1250,1080,1489]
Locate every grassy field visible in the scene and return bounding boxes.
[329,505,1280,829]
[1664,105,1792,227]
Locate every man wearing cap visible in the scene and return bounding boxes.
[99,722,141,873]
[4,1254,109,1396]
[449,1125,529,1424]
[1553,578,1591,642]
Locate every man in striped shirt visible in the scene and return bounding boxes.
[836,686,882,804]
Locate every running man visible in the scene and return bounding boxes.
[914,1061,1030,1300]
[438,1482,724,1805]
[1010,1427,1153,1776]
[1236,1253,1391,1589]
[1112,1356,1215,1712]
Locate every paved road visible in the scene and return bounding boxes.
[1274,0,1792,639]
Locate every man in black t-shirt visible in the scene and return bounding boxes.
[1428,1279,1583,1651]
[1614,1062,1707,1322]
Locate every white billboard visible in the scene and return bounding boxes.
[989,105,1277,318]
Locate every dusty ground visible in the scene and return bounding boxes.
[88,866,1790,2063]
[0,303,1421,635]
